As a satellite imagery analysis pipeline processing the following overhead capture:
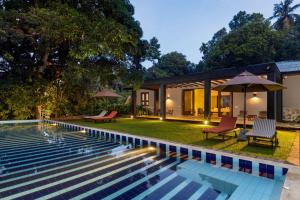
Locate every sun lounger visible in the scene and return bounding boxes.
[83,110,107,119]
[203,116,238,140]
[246,119,278,147]
[93,111,118,122]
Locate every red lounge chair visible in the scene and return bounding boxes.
[93,111,118,122]
[203,116,238,140]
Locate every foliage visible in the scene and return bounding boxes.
[200,11,288,70]
[269,0,300,30]
[145,51,195,79]
[0,0,157,119]
[276,21,300,60]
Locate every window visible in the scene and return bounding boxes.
[141,92,149,106]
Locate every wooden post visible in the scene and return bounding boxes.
[159,84,166,120]
[204,79,211,120]
[267,72,275,119]
[154,89,159,116]
[276,75,283,122]
[131,90,137,116]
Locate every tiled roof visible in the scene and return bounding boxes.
[276,61,300,73]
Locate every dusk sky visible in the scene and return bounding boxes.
[131,0,300,66]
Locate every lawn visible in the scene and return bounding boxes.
[66,118,296,162]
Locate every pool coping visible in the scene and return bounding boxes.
[46,120,299,172]
[1,119,300,200]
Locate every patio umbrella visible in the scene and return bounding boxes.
[213,71,285,129]
[95,89,122,110]
[95,89,122,98]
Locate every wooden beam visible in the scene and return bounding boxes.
[142,62,278,88]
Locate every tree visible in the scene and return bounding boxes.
[145,37,161,64]
[269,0,300,30]
[0,0,149,119]
[145,51,193,79]
[229,11,264,30]
[200,12,284,70]
[276,20,300,60]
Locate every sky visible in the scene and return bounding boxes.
[130,0,300,66]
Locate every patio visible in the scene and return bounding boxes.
[65,118,298,163]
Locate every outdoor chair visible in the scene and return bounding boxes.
[203,116,238,140]
[83,110,107,120]
[246,119,278,147]
[93,111,118,122]
[238,110,247,118]
[258,111,267,119]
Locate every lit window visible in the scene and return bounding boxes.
[141,92,149,106]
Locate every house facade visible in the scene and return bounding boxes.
[133,61,300,123]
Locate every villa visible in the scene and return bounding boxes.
[134,61,300,126]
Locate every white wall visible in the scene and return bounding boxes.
[166,87,182,116]
[283,74,300,108]
[232,92,267,117]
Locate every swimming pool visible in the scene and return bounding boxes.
[0,122,287,200]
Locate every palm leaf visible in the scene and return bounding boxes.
[290,4,300,11]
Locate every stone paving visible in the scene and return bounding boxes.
[287,132,300,166]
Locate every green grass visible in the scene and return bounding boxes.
[66,118,296,162]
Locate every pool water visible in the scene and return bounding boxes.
[0,123,285,200]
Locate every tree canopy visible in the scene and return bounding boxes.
[0,0,156,119]
[200,7,300,70]
[145,51,195,80]
[269,0,300,30]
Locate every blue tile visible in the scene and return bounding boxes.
[192,150,201,161]
[159,143,167,157]
[142,140,148,147]
[282,168,288,175]
[169,145,177,153]
[150,141,157,147]
[128,137,133,145]
[239,159,252,173]
[206,153,216,165]
[116,135,120,142]
[221,156,233,169]
[267,165,274,179]
[122,136,127,144]
[180,147,188,160]
[259,163,274,179]
[134,138,140,147]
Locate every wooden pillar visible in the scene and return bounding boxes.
[267,72,275,119]
[131,90,137,116]
[159,84,166,120]
[276,75,283,122]
[204,79,211,119]
[218,91,221,117]
[154,89,159,116]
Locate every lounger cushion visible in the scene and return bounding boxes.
[203,116,237,134]
[246,119,276,138]
[203,126,236,134]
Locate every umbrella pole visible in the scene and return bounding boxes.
[243,86,247,129]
